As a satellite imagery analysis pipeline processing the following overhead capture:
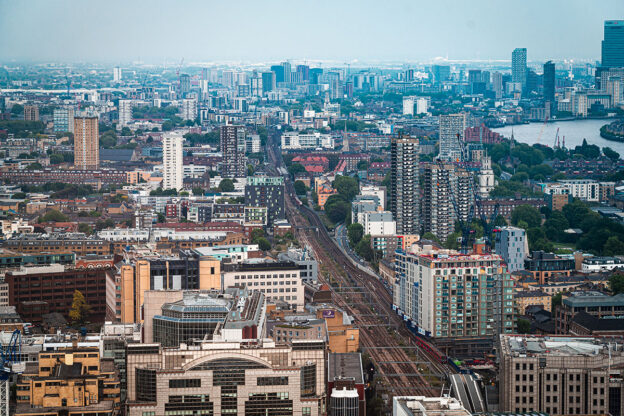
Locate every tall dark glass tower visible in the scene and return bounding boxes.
[543,61,555,111]
[602,20,624,68]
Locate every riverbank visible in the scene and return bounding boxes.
[493,119,624,155]
[599,121,624,143]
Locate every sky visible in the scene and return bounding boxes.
[0,0,623,64]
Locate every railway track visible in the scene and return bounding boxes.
[266,138,455,397]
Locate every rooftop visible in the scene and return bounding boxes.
[328,352,364,384]
[502,335,622,357]
[393,396,471,416]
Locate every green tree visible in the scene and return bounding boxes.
[422,232,442,245]
[41,209,69,222]
[287,163,306,177]
[78,223,93,235]
[604,236,624,256]
[218,179,235,192]
[347,223,364,246]
[99,133,117,148]
[69,290,91,325]
[10,104,23,115]
[511,205,542,229]
[251,228,265,244]
[120,126,132,136]
[26,162,42,170]
[355,235,375,261]
[609,273,624,295]
[11,192,27,199]
[333,176,359,201]
[552,292,563,310]
[517,318,531,334]
[324,194,350,223]
[49,154,64,164]
[257,237,271,251]
[157,213,166,223]
[603,147,620,162]
[192,187,204,196]
[294,180,307,195]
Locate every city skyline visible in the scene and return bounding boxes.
[1,0,623,63]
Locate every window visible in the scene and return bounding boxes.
[169,379,201,389]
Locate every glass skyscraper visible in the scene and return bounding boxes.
[602,20,624,68]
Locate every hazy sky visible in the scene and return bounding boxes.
[1,0,623,64]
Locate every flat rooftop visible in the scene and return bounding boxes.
[502,335,618,357]
[328,352,364,384]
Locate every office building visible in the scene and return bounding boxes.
[438,113,466,162]
[118,99,132,126]
[220,125,247,178]
[53,107,74,133]
[494,226,527,272]
[602,20,624,68]
[362,211,396,236]
[179,73,191,96]
[73,116,99,169]
[1,233,109,256]
[126,339,326,416]
[277,247,318,283]
[262,71,276,93]
[432,65,451,84]
[555,292,624,334]
[6,264,109,324]
[180,98,197,121]
[524,251,575,284]
[162,133,183,191]
[151,289,264,347]
[245,176,285,226]
[297,64,310,81]
[393,245,515,340]
[327,353,366,416]
[500,334,624,415]
[222,260,305,311]
[416,97,429,115]
[118,254,221,324]
[491,71,503,99]
[113,66,122,82]
[421,163,474,244]
[271,65,285,83]
[512,48,528,92]
[15,347,121,416]
[23,105,38,121]
[543,61,555,111]
[282,61,292,83]
[281,131,334,150]
[391,135,419,234]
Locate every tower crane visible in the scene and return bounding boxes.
[0,330,21,380]
[536,116,549,144]
[176,58,184,77]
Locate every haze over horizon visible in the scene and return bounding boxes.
[0,0,623,64]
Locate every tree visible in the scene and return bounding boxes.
[552,292,563,310]
[251,228,265,244]
[99,133,117,148]
[218,179,235,192]
[192,187,204,196]
[287,163,306,177]
[603,147,620,162]
[347,223,364,246]
[604,236,624,256]
[609,273,624,295]
[324,195,350,223]
[257,237,271,251]
[10,104,23,115]
[421,232,442,245]
[355,235,375,261]
[26,162,42,170]
[41,209,69,222]
[333,176,359,201]
[157,213,166,223]
[120,126,132,136]
[511,205,542,229]
[517,318,531,334]
[49,154,64,164]
[11,192,26,199]
[69,290,91,325]
[78,223,93,235]
[294,180,307,195]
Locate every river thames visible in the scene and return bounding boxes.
[492,119,624,156]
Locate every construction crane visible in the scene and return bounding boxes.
[0,330,21,380]
[176,58,184,77]
[553,127,560,148]
[536,116,549,144]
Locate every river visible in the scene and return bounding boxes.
[492,119,624,155]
